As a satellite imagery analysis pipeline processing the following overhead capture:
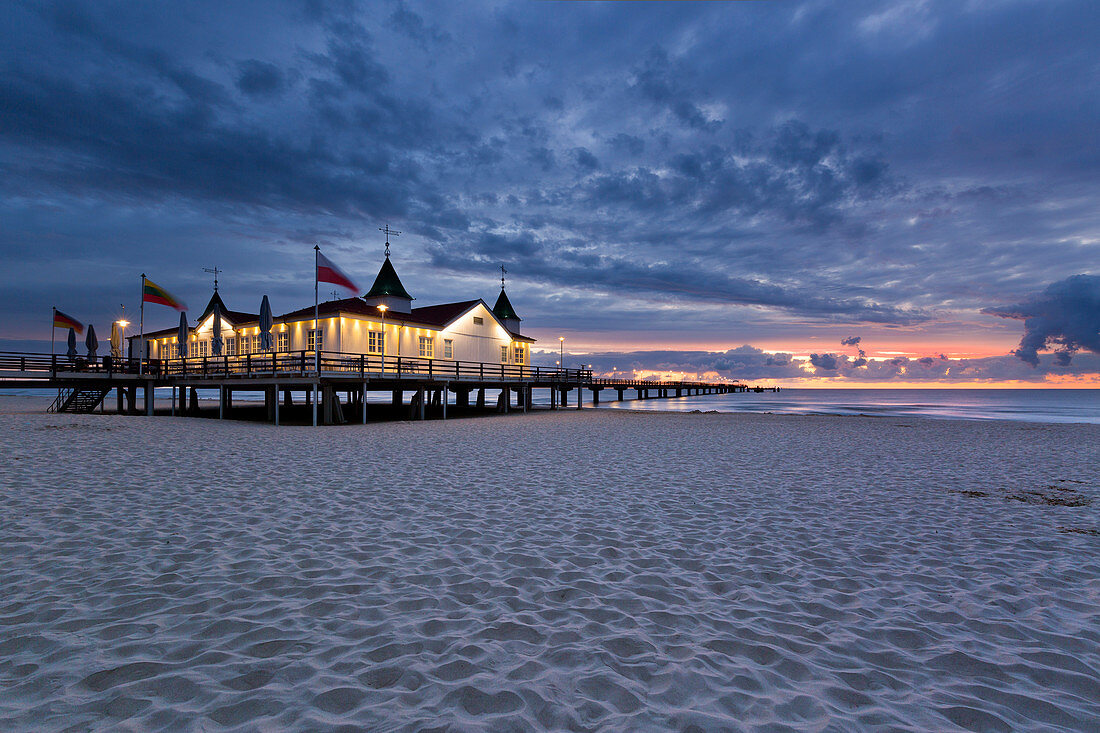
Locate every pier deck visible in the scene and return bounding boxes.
[0,350,774,425]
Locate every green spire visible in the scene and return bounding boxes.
[364,257,412,300]
[493,288,519,321]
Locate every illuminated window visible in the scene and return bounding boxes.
[225,337,236,356]
[513,343,524,364]
[443,339,453,359]
[473,316,484,326]
[501,345,508,363]
[369,330,385,354]
[308,329,323,352]
[277,332,289,352]
[195,340,208,358]
[419,336,434,358]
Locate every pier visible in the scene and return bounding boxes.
[0,350,776,425]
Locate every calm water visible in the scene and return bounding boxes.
[4,387,1099,425]
[596,388,1100,425]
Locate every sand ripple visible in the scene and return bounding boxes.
[1,410,1098,730]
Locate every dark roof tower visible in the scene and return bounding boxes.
[362,225,414,313]
[493,265,522,334]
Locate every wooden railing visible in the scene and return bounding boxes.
[0,351,142,377]
[154,350,591,382]
[0,350,591,383]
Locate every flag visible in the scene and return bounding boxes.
[53,309,84,334]
[316,251,358,292]
[143,278,186,311]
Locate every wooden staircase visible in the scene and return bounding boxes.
[49,387,112,413]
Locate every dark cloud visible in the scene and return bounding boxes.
[984,275,1100,367]
[0,0,1098,379]
[236,61,287,97]
[840,335,867,366]
[810,353,839,371]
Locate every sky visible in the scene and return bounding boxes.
[2,0,1098,386]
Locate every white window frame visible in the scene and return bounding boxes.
[473,316,484,326]
[225,337,236,356]
[419,336,434,359]
[513,343,524,364]
[501,345,508,363]
[443,339,453,359]
[308,328,324,352]
[277,332,289,353]
[369,330,385,355]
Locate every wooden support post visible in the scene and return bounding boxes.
[392,390,402,408]
[362,382,368,424]
[592,388,599,405]
[117,386,124,414]
[219,386,225,419]
[189,386,198,413]
[170,386,176,416]
[442,384,448,420]
[560,387,568,407]
[322,385,333,425]
[476,388,485,408]
[274,386,280,426]
[312,383,318,427]
[144,382,154,416]
[417,388,426,420]
[576,384,582,410]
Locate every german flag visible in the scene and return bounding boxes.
[53,309,84,334]
[143,278,186,311]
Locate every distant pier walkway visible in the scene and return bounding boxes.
[0,350,778,425]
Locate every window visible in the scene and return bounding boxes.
[513,343,524,364]
[501,345,508,363]
[369,330,385,354]
[308,328,323,352]
[277,332,289,352]
[473,316,484,326]
[195,340,208,358]
[163,342,177,359]
[419,336,434,358]
[443,339,453,359]
[238,335,250,355]
[225,337,236,356]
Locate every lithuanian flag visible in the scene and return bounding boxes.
[142,278,186,311]
[53,309,83,334]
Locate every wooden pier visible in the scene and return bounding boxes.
[0,350,776,425]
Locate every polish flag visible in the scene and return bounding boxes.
[316,250,358,292]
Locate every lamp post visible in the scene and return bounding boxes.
[117,318,129,365]
[559,336,564,374]
[377,304,388,368]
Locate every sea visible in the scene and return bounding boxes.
[4,387,1099,425]
[593,388,1100,425]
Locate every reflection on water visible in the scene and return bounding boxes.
[598,389,1100,425]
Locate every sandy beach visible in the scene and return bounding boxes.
[1,401,1098,731]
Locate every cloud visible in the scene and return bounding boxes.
[840,335,867,366]
[236,61,287,97]
[984,274,1100,367]
[810,353,839,371]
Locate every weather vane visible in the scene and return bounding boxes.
[501,264,507,290]
[379,225,401,258]
[203,266,222,291]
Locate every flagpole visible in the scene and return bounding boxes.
[139,273,146,376]
[313,246,319,427]
[51,307,56,357]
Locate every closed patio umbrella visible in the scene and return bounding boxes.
[85,324,99,361]
[259,295,273,352]
[66,328,77,359]
[110,322,121,358]
[177,311,188,358]
[211,302,223,356]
